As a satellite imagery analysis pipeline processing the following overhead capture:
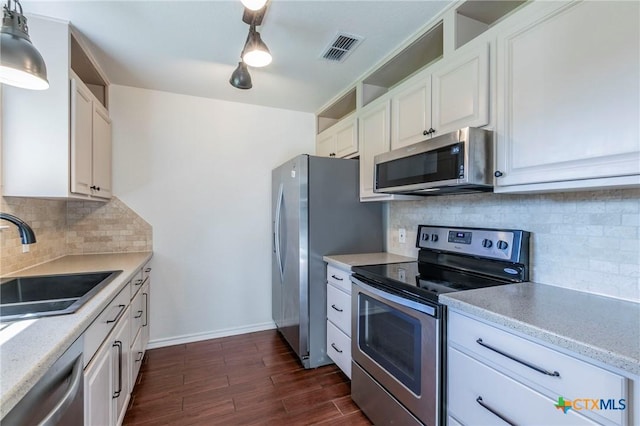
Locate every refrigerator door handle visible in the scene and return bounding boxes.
[274,183,285,282]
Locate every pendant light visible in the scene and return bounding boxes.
[242,25,272,68]
[229,60,252,90]
[0,0,48,90]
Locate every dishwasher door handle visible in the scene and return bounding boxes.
[39,355,83,426]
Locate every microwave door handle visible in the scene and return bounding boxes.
[274,184,284,282]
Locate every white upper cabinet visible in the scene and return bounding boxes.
[391,72,432,149]
[432,42,490,136]
[358,99,392,200]
[2,15,112,200]
[315,114,358,159]
[494,1,640,192]
[391,42,490,150]
[71,76,112,199]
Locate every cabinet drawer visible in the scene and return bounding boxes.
[327,321,351,379]
[327,265,351,293]
[84,282,131,367]
[142,261,152,282]
[327,284,351,336]
[130,327,145,393]
[130,287,144,343]
[449,347,597,425]
[448,311,626,425]
[130,269,144,300]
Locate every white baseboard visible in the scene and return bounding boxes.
[147,321,277,349]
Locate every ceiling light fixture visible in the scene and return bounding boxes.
[229,2,271,90]
[242,25,272,68]
[0,0,48,90]
[241,0,267,12]
[229,60,252,90]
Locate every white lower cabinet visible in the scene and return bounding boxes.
[84,306,130,426]
[84,261,151,426]
[326,264,352,378]
[447,310,628,426]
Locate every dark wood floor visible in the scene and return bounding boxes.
[124,329,372,425]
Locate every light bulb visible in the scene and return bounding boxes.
[241,0,267,11]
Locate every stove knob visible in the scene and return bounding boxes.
[431,234,439,242]
[497,240,509,250]
[482,239,493,248]
[422,233,429,241]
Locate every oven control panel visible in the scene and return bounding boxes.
[416,225,528,262]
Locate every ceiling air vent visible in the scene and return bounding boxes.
[321,32,363,62]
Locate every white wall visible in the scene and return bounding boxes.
[110,85,315,346]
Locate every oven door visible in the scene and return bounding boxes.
[351,277,441,426]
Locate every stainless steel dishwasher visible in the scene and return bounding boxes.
[2,335,84,425]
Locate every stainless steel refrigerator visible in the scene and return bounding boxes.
[272,154,383,368]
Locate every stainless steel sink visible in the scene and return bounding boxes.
[0,271,121,321]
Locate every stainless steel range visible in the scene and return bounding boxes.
[350,225,530,426]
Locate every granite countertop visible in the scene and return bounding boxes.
[0,252,153,419]
[440,282,640,377]
[323,252,416,269]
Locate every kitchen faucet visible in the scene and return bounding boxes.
[0,213,37,248]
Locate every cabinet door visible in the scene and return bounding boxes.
[84,334,113,426]
[92,103,113,199]
[391,76,431,149]
[358,100,392,200]
[141,281,150,350]
[335,117,358,158]
[112,308,131,426]
[70,78,93,196]
[495,1,640,188]
[316,128,336,157]
[432,42,489,136]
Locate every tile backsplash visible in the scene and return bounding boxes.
[1,196,152,275]
[387,188,640,302]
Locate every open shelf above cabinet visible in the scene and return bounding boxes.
[71,32,109,108]
[455,0,528,49]
[317,88,357,134]
[362,21,443,107]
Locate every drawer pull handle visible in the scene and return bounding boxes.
[476,396,516,426]
[144,267,152,273]
[134,278,143,286]
[106,304,126,324]
[135,351,144,362]
[134,310,143,319]
[331,343,343,353]
[476,338,560,377]
[113,341,123,398]
[331,304,343,313]
[331,274,344,281]
[143,292,149,327]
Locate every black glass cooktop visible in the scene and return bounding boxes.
[352,261,511,303]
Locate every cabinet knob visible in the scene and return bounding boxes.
[428,128,436,134]
[494,171,504,178]
[90,185,101,191]
[423,130,429,136]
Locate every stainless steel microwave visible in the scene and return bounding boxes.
[374,127,493,196]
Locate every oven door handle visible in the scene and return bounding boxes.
[353,278,436,317]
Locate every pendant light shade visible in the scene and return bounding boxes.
[242,27,272,68]
[241,0,267,11]
[229,61,252,90]
[0,0,48,90]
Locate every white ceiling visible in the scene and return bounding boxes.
[22,1,452,113]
